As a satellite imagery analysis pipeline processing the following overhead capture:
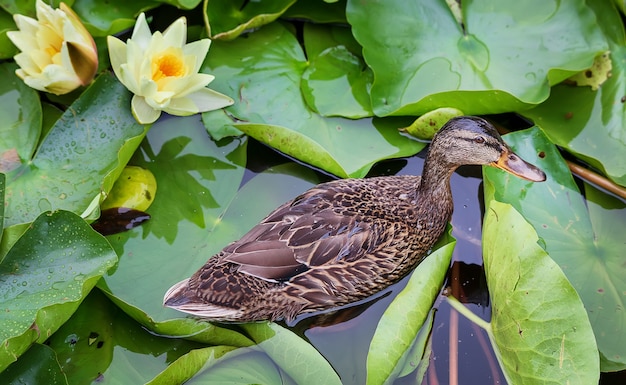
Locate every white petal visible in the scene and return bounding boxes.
[162,16,187,48]
[162,97,197,116]
[166,87,234,115]
[132,95,161,124]
[118,64,140,94]
[131,13,153,50]
[107,36,127,79]
[183,39,211,72]
[157,73,214,97]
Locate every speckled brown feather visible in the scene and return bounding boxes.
[163,116,546,322]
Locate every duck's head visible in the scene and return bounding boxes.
[430,116,546,182]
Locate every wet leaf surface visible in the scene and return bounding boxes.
[0,62,41,171]
[0,344,67,385]
[4,73,146,228]
[484,127,626,370]
[346,0,608,116]
[0,210,117,372]
[482,201,599,384]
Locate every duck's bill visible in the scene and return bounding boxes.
[490,148,546,182]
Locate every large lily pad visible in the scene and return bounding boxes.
[483,127,626,370]
[4,72,147,228]
[482,201,599,384]
[301,25,373,118]
[283,0,347,23]
[204,0,296,40]
[366,228,454,385]
[202,22,424,178]
[346,0,608,116]
[0,210,118,373]
[519,0,626,187]
[72,0,155,36]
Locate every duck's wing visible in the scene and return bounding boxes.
[220,186,381,282]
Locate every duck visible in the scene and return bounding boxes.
[163,116,546,322]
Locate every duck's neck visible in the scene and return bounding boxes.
[416,154,457,211]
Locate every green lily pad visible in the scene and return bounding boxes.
[45,289,207,384]
[146,345,239,385]
[160,348,287,384]
[242,322,342,385]
[394,309,434,382]
[401,107,465,140]
[301,45,373,118]
[482,201,599,384]
[0,210,118,373]
[345,0,608,116]
[0,344,66,385]
[0,62,41,173]
[483,127,626,370]
[153,322,341,384]
[72,0,155,36]
[366,227,454,385]
[519,0,626,187]
[202,22,424,178]
[0,8,17,59]
[156,0,201,10]
[129,302,341,384]
[0,174,4,240]
[300,24,372,118]
[283,0,347,23]
[4,72,147,228]
[204,0,296,40]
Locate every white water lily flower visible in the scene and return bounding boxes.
[7,0,98,95]
[107,13,234,124]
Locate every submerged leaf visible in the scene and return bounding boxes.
[98,116,252,344]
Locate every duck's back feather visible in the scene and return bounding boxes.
[165,175,451,321]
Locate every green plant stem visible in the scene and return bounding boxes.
[445,295,491,332]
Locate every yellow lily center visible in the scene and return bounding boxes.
[152,49,185,81]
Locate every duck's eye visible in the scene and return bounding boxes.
[474,136,485,144]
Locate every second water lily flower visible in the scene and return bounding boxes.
[108,13,234,124]
[7,0,98,95]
